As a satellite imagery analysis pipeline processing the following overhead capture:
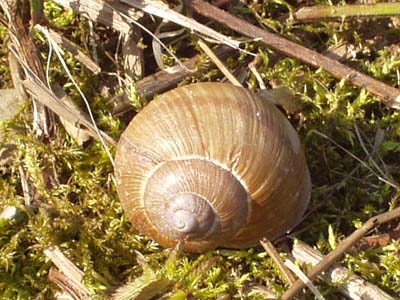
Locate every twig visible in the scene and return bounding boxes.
[44,246,92,300]
[281,206,400,300]
[48,268,88,300]
[29,0,45,26]
[292,241,395,300]
[197,40,242,87]
[189,0,400,109]
[260,239,296,285]
[87,19,99,67]
[293,3,400,23]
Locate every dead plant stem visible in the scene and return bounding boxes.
[293,2,400,23]
[189,0,400,110]
[281,205,400,300]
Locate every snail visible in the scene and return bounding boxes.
[114,83,311,252]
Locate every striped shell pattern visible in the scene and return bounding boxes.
[115,83,311,252]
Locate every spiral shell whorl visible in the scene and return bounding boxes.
[170,208,198,233]
[115,82,312,252]
[165,193,215,237]
[141,158,249,246]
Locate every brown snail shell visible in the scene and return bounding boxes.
[115,83,311,252]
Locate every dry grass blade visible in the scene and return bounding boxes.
[8,51,28,100]
[36,24,115,166]
[15,51,116,146]
[54,0,193,75]
[122,27,145,80]
[22,77,116,147]
[18,165,32,206]
[311,130,400,190]
[151,2,187,74]
[53,0,142,34]
[47,28,101,74]
[284,260,326,300]
[0,0,52,136]
[120,0,240,48]
[353,124,397,188]
[248,55,267,90]
[197,40,242,87]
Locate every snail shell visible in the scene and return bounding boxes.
[115,83,311,252]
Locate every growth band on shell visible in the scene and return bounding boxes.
[115,82,311,252]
